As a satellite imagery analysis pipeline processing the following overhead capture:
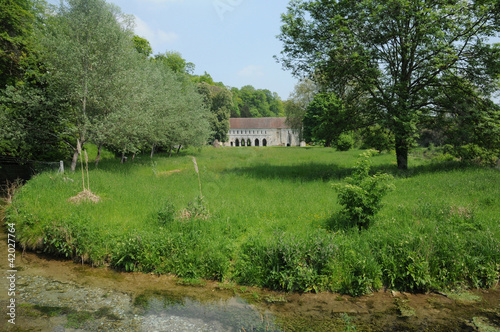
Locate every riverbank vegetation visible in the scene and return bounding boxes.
[5,147,500,295]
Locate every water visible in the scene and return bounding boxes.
[0,225,499,331]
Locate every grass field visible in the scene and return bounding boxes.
[5,146,500,295]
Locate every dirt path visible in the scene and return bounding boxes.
[0,217,499,331]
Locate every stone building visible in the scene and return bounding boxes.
[224,117,301,147]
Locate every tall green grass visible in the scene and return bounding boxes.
[5,146,500,295]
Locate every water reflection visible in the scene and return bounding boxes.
[134,291,281,331]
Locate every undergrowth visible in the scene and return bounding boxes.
[4,146,500,295]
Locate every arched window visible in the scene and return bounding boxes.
[263,139,267,147]
[241,139,245,146]
[255,139,260,146]
[247,138,251,146]
[235,138,240,147]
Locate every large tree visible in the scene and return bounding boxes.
[277,0,500,169]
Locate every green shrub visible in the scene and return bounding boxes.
[334,133,354,151]
[333,150,394,230]
[155,201,176,225]
[335,246,382,296]
[235,231,339,293]
[444,143,499,166]
[361,125,394,153]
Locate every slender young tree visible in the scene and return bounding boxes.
[41,0,135,171]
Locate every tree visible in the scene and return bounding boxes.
[0,0,34,88]
[197,82,231,143]
[40,0,136,171]
[154,51,195,75]
[277,0,500,169]
[0,0,72,161]
[231,85,285,118]
[284,78,317,139]
[303,92,346,146]
[132,35,152,58]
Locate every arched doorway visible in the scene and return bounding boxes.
[235,138,240,147]
[247,138,251,146]
[263,139,267,147]
[241,139,245,147]
[231,142,234,147]
[255,139,260,147]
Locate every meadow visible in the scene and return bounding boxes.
[5,146,500,295]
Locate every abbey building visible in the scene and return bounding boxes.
[224,117,302,147]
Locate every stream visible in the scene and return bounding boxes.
[1,224,499,331]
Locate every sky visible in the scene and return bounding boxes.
[46,0,298,99]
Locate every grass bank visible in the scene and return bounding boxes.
[5,146,500,295]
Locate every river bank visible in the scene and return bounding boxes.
[1,219,499,331]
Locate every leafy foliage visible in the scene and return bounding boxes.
[361,125,394,153]
[197,82,231,143]
[334,133,354,152]
[333,151,394,230]
[277,0,500,169]
[303,92,346,146]
[0,0,35,88]
[154,51,195,75]
[231,85,284,118]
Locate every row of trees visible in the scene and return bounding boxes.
[278,0,500,169]
[0,0,289,168]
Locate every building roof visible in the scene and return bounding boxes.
[229,117,290,129]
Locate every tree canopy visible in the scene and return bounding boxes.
[231,85,285,118]
[1,0,211,169]
[278,0,500,169]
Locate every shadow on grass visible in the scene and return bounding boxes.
[226,160,469,183]
[226,162,354,182]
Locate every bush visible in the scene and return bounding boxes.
[333,150,394,230]
[334,133,354,151]
[361,125,394,153]
[235,231,339,293]
[444,143,499,166]
[155,201,176,225]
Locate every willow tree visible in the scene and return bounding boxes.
[41,0,135,171]
[277,0,500,169]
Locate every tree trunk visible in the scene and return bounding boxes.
[169,147,173,157]
[95,143,102,167]
[150,144,155,158]
[70,150,79,172]
[395,135,409,170]
[176,145,182,154]
[121,152,126,164]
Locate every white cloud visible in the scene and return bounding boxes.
[133,15,179,46]
[237,65,265,78]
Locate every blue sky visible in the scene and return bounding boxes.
[47,0,297,99]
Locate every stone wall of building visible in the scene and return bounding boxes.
[222,117,301,147]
